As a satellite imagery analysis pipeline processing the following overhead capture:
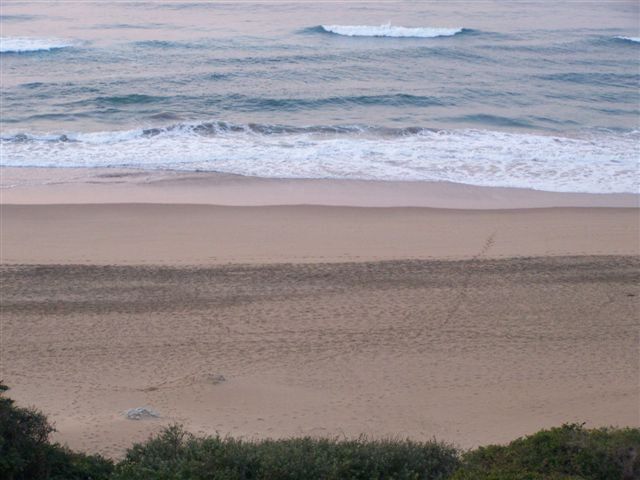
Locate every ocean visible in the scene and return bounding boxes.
[1,0,638,193]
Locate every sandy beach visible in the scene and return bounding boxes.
[1,169,638,458]
[2,2,639,476]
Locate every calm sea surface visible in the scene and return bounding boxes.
[1,0,638,192]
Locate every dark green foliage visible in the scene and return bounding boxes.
[0,382,114,480]
[451,423,640,480]
[1,382,52,480]
[113,425,460,480]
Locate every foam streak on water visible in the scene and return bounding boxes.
[1,124,637,194]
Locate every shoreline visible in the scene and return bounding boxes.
[1,167,638,209]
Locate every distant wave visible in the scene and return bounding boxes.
[91,94,164,105]
[446,114,534,129]
[134,39,194,49]
[93,23,172,30]
[1,122,434,141]
[318,24,465,38]
[615,36,640,43]
[62,93,448,110]
[535,72,639,88]
[0,14,40,22]
[1,122,637,194]
[0,37,75,53]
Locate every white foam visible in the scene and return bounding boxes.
[0,36,75,53]
[320,24,463,38]
[1,127,638,194]
[615,36,640,43]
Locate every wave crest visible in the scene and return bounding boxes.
[0,36,76,53]
[615,36,640,43]
[319,24,465,38]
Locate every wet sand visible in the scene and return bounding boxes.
[1,167,638,209]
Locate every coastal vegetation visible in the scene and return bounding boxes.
[1,383,638,480]
[0,383,113,480]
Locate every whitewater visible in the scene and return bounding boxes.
[2,124,637,194]
[319,24,464,38]
[615,36,640,43]
[0,36,75,52]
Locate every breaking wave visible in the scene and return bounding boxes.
[0,36,76,53]
[1,122,637,194]
[318,24,466,38]
[615,36,640,43]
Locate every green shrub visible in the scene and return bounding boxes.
[113,424,461,480]
[451,423,640,480]
[0,382,114,480]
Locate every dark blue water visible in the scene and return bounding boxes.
[1,1,639,193]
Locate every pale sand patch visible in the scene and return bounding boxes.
[2,258,638,458]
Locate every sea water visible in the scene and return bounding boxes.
[1,0,638,193]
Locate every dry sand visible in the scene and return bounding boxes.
[1,171,639,458]
[2,204,639,265]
